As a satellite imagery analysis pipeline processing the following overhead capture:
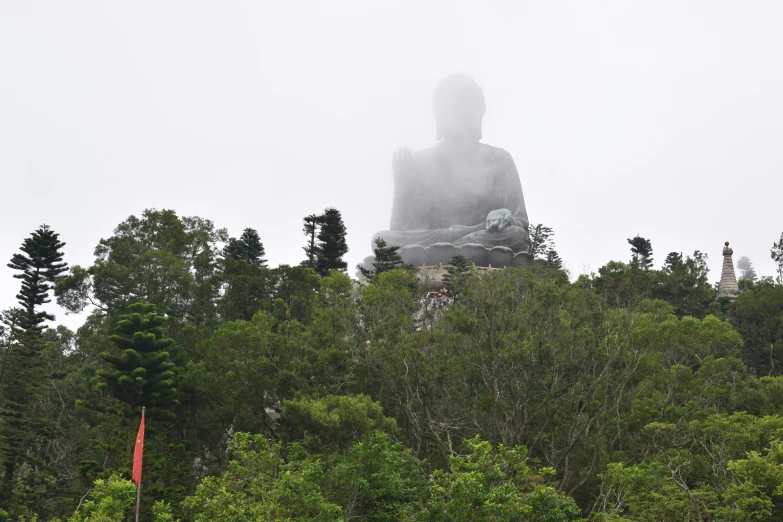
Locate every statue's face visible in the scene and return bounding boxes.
[433,75,486,141]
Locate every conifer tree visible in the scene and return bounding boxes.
[359,238,405,282]
[772,233,783,284]
[628,235,653,270]
[223,228,266,266]
[7,225,67,332]
[737,256,758,282]
[527,224,554,261]
[545,249,564,270]
[97,302,177,456]
[302,214,323,268]
[314,208,348,276]
[443,255,474,299]
[1,225,66,510]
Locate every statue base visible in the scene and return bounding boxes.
[358,243,531,280]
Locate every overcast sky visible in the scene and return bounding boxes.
[1,1,782,330]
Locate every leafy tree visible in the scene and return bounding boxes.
[97,302,177,456]
[732,279,783,376]
[68,474,135,522]
[628,234,653,269]
[737,255,758,281]
[56,209,226,322]
[218,256,272,322]
[181,433,344,521]
[315,207,349,276]
[652,250,714,318]
[223,228,266,266]
[411,437,581,521]
[772,232,783,284]
[359,237,405,282]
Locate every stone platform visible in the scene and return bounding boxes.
[362,243,531,272]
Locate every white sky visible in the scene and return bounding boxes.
[1,1,782,330]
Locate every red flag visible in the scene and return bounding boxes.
[132,409,145,485]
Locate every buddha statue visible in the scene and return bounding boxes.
[369,74,531,269]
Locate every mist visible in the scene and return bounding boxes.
[2,1,782,330]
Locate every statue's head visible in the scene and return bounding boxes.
[433,74,486,142]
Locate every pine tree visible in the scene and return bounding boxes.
[527,224,554,261]
[443,255,474,299]
[302,214,323,268]
[545,249,564,270]
[7,225,67,332]
[737,256,758,282]
[223,228,266,266]
[359,238,405,282]
[97,302,177,457]
[1,226,66,510]
[628,235,653,270]
[772,233,783,284]
[314,208,349,277]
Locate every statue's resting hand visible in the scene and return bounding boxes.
[486,209,512,232]
[392,146,413,183]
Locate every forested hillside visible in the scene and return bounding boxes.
[2,208,783,521]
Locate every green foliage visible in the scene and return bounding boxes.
[412,436,581,521]
[772,232,783,284]
[282,394,397,452]
[628,235,653,269]
[315,207,349,276]
[98,303,177,419]
[731,279,783,376]
[9,209,783,521]
[181,433,343,521]
[68,474,135,522]
[359,237,405,282]
[55,209,226,322]
[442,254,473,298]
[7,224,67,332]
[223,228,266,266]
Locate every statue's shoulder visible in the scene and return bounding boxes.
[479,143,513,163]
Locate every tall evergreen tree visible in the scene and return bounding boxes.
[314,208,349,277]
[223,228,266,266]
[443,255,474,299]
[97,302,177,457]
[772,232,783,284]
[302,214,323,268]
[359,238,405,283]
[545,248,564,270]
[628,235,653,269]
[737,256,758,282]
[7,225,67,332]
[1,225,66,511]
[527,224,554,261]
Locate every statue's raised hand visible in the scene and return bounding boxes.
[392,146,413,182]
[486,208,512,232]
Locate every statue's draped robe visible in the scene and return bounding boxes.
[379,143,530,252]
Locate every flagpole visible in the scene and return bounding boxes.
[135,407,144,522]
[135,479,141,522]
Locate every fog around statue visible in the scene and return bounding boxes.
[371,74,531,268]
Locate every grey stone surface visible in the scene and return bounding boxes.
[459,243,488,266]
[371,74,530,268]
[718,241,739,298]
[428,243,459,266]
[487,246,513,268]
